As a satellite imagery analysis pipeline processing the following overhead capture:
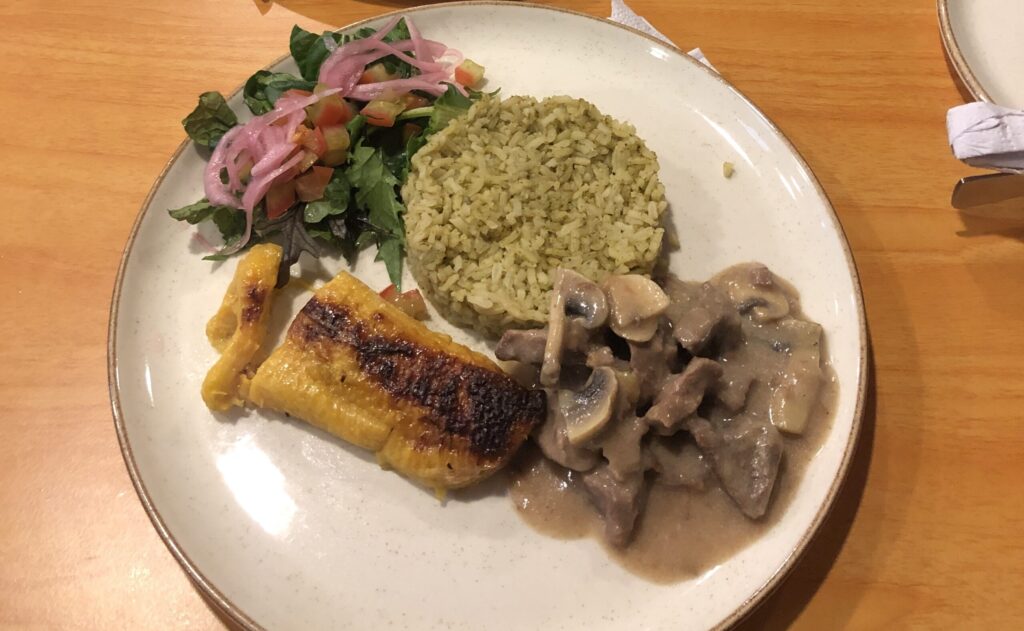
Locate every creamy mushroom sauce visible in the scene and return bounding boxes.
[498,263,837,582]
[509,380,835,582]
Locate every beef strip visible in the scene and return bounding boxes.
[644,358,723,434]
[662,277,737,354]
[580,464,647,547]
[686,415,783,519]
[627,324,677,407]
[496,319,592,365]
[495,329,546,364]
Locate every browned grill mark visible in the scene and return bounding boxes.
[242,285,266,324]
[296,297,546,458]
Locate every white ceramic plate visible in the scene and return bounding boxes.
[940,0,1024,106]
[110,3,867,630]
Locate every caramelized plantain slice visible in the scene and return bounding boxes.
[201,244,282,411]
[248,271,546,490]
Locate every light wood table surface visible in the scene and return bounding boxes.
[2,0,1022,628]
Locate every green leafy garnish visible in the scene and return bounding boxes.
[345,142,406,286]
[168,199,246,260]
[374,237,404,288]
[289,26,344,82]
[346,114,368,148]
[243,70,315,115]
[182,92,237,147]
[426,85,475,132]
[259,209,322,287]
[304,170,352,223]
[168,199,244,241]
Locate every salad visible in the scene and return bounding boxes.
[169,16,487,288]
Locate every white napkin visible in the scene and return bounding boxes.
[947,102,1024,173]
[609,0,716,72]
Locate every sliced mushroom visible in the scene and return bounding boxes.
[560,366,618,445]
[540,270,570,387]
[535,395,600,471]
[562,270,608,329]
[601,275,670,342]
[768,319,823,434]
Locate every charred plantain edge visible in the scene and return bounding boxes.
[241,284,267,324]
[297,297,547,460]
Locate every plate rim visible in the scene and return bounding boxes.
[108,2,869,629]
[938,0,992,103]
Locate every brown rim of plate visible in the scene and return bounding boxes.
[108,2,870,630]
[937,0,992,103]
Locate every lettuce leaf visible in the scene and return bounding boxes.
[259,209,322,287]
[182,92,237,147]
[289,26,344,82]
[304,170,352,223]
[243,70,315,115]
[168,199,245,244]
[345,142,406,286]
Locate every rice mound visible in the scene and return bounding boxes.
[402,95,668,336]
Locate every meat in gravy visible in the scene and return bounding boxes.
[497,263,836,580]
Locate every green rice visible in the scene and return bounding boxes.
[402,95,668,336]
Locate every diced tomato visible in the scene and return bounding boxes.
[311,126,327,157]
[321,125,351,166]
[308,84,360,127]
[401,289,428,320]
[292,126,327,158]
[359,63,398,84]
[265,179,297,219]
[281,88,313,99]
[379,285,428,320]
[361,99,405,128]
[402,123,423,144]
[400,93,430,111]
[454,59,485,88]
[307,95,350,127]
[295,166,334,202]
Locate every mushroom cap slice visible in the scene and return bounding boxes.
[560,366,619,445]
[601,275,670,342]
[541,269,607,386]
[562,270,609,329]
[540,271,570,387]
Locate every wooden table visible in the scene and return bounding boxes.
[3,0,1021,628]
